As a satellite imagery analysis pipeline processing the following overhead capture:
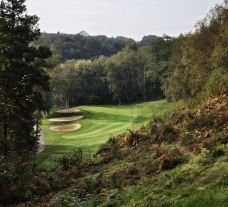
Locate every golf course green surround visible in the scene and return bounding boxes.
[38,100,176,169]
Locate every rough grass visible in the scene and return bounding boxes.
[102,156,228,207]
[38,100,176,169]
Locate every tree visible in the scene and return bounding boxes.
[166,0,228,100]
[0,0,51,202]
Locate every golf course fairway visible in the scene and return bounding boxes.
[38,100,176,169]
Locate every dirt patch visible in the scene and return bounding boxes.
[48,116,84,122]
[56,108,81,113]
[49,124,82,132]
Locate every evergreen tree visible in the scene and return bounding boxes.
[0,0,51,200]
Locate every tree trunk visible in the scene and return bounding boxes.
[33,120,39,172]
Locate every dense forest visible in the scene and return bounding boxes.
[49,8,228,107]
[0,0,228,206]
[33,32,134,65]
[49,36,178,106]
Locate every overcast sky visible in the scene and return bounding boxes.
[26,0,224,40]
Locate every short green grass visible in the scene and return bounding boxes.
[37,100,176,169]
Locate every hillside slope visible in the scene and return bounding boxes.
[15,95,228,207]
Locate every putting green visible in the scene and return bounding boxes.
[38,100,176,169]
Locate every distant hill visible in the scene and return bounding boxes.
[34,32,135,64]
[78,31,90,37]
[139,35,159,46]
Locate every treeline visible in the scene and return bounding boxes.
[33,32,134,65]
[50,37,176,107]
[51,1,228,107]
[167,2,228,101]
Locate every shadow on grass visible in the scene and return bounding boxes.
[46,106,149,125]
[79,110,147,123]
[36,143,103,170]
[47,111,84,119]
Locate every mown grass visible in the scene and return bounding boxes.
[37,100,176,169]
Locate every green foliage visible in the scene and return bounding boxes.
[211,147,225,158]
[50,35,178,106]
[200,146,225,165]
[167,1,228,100]
[149,115,178,144]
[34,33,134,64]
[0,0,51,204]
[203,69,228,98]
[58,149,83,171]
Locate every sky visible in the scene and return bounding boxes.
[26,0,224,41]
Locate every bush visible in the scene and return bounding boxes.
[149,117,177,144]
[58,149,83,171]
[206,69,228,96]
[180,132,197,146]
[125,129,150,147]
[200,146,225,165]
[211,147,225,159]
[158,147,187,171]
[198,69,228,101]
[96,137,121,163]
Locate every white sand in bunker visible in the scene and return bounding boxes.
[56,108,81,113]
[49,124,81,132]
[48,115,84,122]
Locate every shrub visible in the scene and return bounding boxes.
[149,117,177,144]
[211,147,225,159]
[180,132,196,146]
[125,129,150,147]
[200,146,225,165]
[96,137,121,163]
[204,69,228,98]
[58,149,83,171]
[158,147,187,171]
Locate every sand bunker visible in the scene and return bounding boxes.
[49,124,81,132]
[56,108,80,114]
[48,115,84,122]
